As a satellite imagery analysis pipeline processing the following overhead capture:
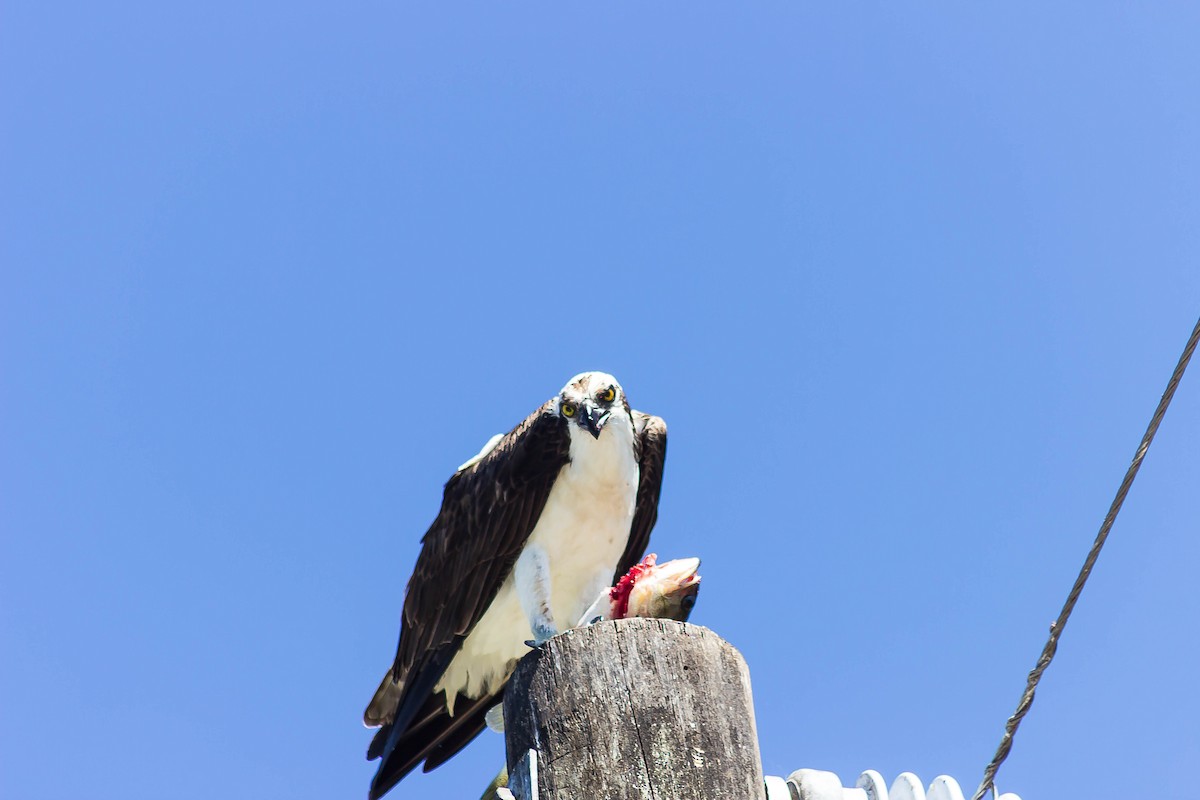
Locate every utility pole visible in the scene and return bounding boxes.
[503,618,766,800]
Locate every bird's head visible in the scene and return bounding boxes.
[556,371,627,439]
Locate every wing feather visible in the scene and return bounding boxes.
[613,411,667,582]
[365,401,569,752]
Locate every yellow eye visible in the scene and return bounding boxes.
[601,387,615,403]
[562,402,576,417]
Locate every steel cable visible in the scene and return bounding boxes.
[973,314,1200,800]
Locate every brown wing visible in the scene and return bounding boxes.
[366,401,570,797]
[612,411,667,583]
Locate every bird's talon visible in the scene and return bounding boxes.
[525,619,557,648]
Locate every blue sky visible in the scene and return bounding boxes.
[2,3,1198,799]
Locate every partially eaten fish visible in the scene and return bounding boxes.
[577,553,702,625]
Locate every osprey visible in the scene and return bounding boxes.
[364,371,667,799]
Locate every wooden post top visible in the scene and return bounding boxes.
[503,618,766,800]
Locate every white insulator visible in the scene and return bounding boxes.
[765,775,793,800]
[788,768,867,800]
[890,772,927,800]
[766,770,1021,800]
[856,770,889,800]
[926,775,965,800]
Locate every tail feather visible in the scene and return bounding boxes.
[368,691,497,800]
[422,696,496,772]
[366,693,446,761]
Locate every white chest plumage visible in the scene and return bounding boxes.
[434,418,639,709]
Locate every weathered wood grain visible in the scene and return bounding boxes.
[503,618,766,800]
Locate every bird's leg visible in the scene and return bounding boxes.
[514,544,558,647]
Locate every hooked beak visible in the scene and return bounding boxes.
[581,403,610,439]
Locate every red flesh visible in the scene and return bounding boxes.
[609,553,657,620]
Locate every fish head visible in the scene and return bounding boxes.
[625,557,701,622]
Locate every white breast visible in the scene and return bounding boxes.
[435,418,639,709]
